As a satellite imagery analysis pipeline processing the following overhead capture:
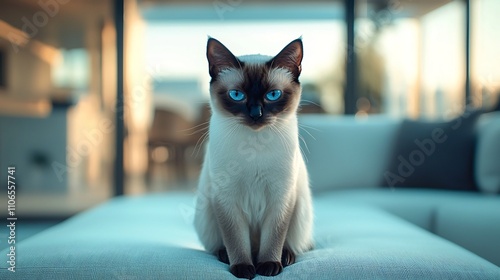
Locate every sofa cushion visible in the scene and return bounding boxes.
[299,115,400,192]
[435,199,500,267]
[382,111,481,191]
[316,188,500,266]
[476,112,500,194]
[1,193,499,279]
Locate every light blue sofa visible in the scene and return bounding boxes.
[1,113,499,279]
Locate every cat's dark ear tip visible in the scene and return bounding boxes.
[207,37,221,47]
[285,38,303,54]
[207,38,228,54]
[207,37,222,55]
[291,37,303,47]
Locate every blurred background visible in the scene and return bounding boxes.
[0,0,499,227]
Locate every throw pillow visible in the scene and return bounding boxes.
[382,111,481,191]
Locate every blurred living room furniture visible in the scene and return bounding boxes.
[1,112,499,279]
[0,98,70,194]
[146,104,210,183]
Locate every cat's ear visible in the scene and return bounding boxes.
[269,38,303,80]
[207,38,241,79]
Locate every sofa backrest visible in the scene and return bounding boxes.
[300,112,500,194]
[299,115,400,193]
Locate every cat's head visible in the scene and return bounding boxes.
[207,38,303,130]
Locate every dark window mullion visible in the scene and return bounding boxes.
[344,0,357,115]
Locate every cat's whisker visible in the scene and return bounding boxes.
[269,123,293,155]
[272,130,290,156]
[298,125,317,141]
[273,117,292,128]
[297,134,310,163]
[197,135,210,157]
[193,130,210,158]
[297,126,313,163]
[298,123,321,132]
[267,124,283,149]
[191,117,243,158]
[216,119,239,143]
[181,126,209,136]
[300,99,321,107]
[180,121,210,132]
[298,144,309,163]
[298,134,310,154]
[191,120,240,159]
[271,118,311,162]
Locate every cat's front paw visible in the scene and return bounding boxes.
[230,263,256,279]
[217,248,229,264]
[281,248,296,267]
[256,261,283,276]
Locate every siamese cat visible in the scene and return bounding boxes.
[194,38,313,279]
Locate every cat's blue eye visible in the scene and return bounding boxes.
[228,90,245,101]
[266,90,282,101]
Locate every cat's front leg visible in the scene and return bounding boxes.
[213,200,255,279]
[256,198,295,276]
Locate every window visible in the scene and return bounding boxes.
[355,0,469,118]
[471,0,500,109]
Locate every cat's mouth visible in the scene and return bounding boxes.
[241,118,269,130]
[249,123,267,130]
[245,115,280,131]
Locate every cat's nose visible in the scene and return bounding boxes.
[249,105,262,120]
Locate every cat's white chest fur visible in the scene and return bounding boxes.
[205,111,300,228]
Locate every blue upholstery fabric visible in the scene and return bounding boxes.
[435,199,500,266]
[299,115,400,192]
[1,193,499,279]
[316,188,500,266]
[476,112,500,193]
